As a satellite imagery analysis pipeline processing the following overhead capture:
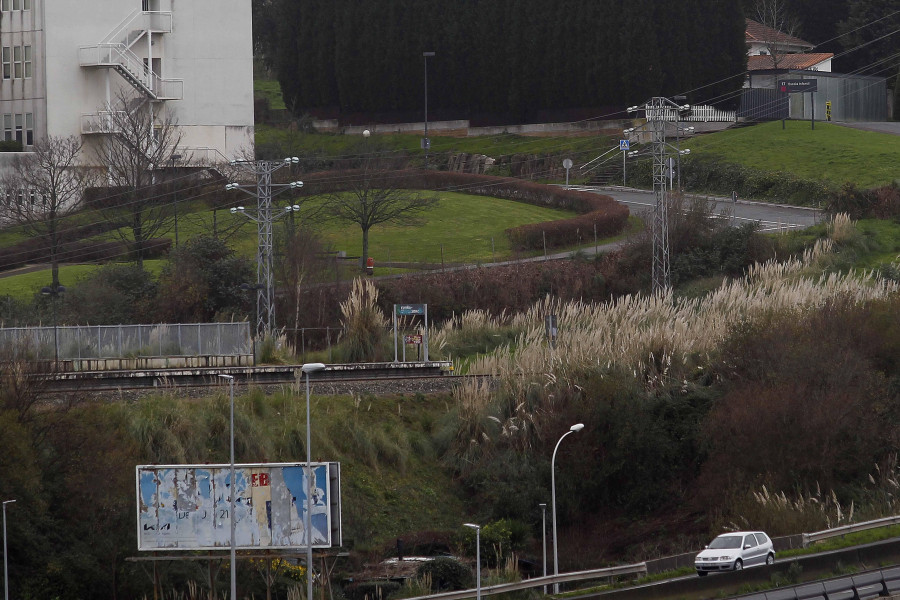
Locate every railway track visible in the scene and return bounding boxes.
[38,361,462,393]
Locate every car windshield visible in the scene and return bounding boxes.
[708,535,742,549]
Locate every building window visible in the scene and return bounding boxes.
[1,0,8,11]
[11,0,19,10]
[23,0,30,9]
[14,113,22,143]
[2,47,9,79]
[24,112,32,145]
[3,114,12,141]
[13,46,21,79]
[23,46,31,78]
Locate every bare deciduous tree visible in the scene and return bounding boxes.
[0,135,95,288]
[93,90,183,269]
[753,0,805,70]
[323,161,438,271]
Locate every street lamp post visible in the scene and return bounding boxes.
[463,523,481,600]
[422,51,435,169]
[40,285,65,369]
[539,503,547,594]
[552,423,584,594]
[302,362,326,600]
[3,499,15,600]
[217,374,237,600]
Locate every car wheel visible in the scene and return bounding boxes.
[697,571,708,577]
[766,553,775,566]
[734,559,743,571]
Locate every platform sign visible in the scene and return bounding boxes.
[397,304,426,316]
[779,79,817,93]
[137,462,342,551]
[404,334,423,345]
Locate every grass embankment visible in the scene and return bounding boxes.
[256,123,615,167]
[684,121,899,189]
[0,192,576,299]
[123,386,467,555]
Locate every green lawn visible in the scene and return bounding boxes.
[256,123,616,162]
[0,261,165,301]
[0,192,577,298]
[684,121,900,188]
[254,79,287,110]
[315,191,575,264]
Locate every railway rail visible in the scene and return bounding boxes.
[39,361,457,393]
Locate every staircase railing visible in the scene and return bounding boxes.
[102,10,172,45]
[78,43,183,100]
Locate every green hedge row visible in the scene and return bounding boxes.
[629,154,835,207]
[300,169,630,251]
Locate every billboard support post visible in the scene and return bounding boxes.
[218,374,236,600]
[302,363,326,600]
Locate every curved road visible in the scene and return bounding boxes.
[579,185,823,233]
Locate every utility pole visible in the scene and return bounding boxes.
[627,98,692,295]
[226,158,303,338]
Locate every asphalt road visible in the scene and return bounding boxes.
[577,185,823,232]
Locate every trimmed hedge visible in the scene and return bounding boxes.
[297,169,630,251]
[0,236,170,271]
[628,153,834,206]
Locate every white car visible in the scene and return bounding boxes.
[695,531,775,576]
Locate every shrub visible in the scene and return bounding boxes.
[0,139,23,152]
[345,581,402,600]
[415,558,473,591]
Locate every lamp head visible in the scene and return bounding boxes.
[217,374,234,380]
[463,523,480,530]
[301,362,326,374]
[570,423,585,432]
[363,129,371,137]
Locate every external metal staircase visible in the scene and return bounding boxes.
[78,9,183,103]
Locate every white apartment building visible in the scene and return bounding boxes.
[0,0,254,166]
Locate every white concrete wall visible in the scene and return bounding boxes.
[0,6,46,141]
[1,0,253,162]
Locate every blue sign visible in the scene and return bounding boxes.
[397,304,426,315]
[619,139,630,151]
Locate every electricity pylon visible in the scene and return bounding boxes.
[226,158,304,338]
[626,98,693,294]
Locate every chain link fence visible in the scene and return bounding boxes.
[0,322,251,361]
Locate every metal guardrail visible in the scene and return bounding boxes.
[399,563,648,600]
[802,515,900,547]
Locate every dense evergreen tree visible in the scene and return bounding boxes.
[267,0,750,121]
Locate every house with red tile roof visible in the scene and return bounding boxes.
[745,18,833,73]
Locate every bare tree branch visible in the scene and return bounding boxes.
[91,90,184,269]
[323,159,438,270]
[754,0,804,70]
[0,135,96,287]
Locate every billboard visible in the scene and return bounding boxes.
[137,462,341,551]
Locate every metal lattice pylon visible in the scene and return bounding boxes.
[627,97,692,295]
[227,159,303,339]
[648,98,671,294]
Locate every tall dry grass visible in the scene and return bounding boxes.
[340,278,390,362]
[449,239,899,439]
